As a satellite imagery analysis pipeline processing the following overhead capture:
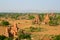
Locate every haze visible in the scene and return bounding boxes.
[0,0,60,13]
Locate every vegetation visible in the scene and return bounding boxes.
[0,35,7,40]
[7,37,13,40]
[18,29,31,40]
[0,13,60,40]
[0,35,13,40]
[53,35,60,40]
[49,20,59,26]
[29,26,42,32]
[55,15,60,24]
[49,15,59,26]
[39,14,44,21]
[28,15,35,20]
[10,14,20,20]
[0,20,10,26]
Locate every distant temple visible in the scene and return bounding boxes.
[33,15,40,24]
[44,14,50,24]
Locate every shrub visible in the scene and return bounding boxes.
[49,15,59,26]
[29,27,41,32]
[10,14,19,20]
[7,37,13,40]
[0,35,13,40]
[39,14,44,21]
[1,20,10,26]
[0,35,7,40]
[49,16,54,20]
[28,15,35,20]
[53,35,60,40]
[49,20,59,26]
[18,29,31,40]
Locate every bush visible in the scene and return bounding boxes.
[53,35,60,40]
[28,15,35,20]
[39,14,44,21]
[49,15,59,26]
[10,14,19,20]
[0,35,13,40]
[18,29,31,40]
[29,27,41,32]
[49,16,54,20]
[1,20,10,26]
[7,37,13,40]
[49,20,59,26]
[0,35,7,40]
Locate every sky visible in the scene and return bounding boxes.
[0,0,60,13]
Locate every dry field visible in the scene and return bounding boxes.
[0,13,60,40]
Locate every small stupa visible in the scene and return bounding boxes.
[33,15,40,24]
[43,14,50,24]
[10,23,18,38]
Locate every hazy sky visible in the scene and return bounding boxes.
[0,0,60,12]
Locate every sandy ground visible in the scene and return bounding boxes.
[0,15,60,40]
